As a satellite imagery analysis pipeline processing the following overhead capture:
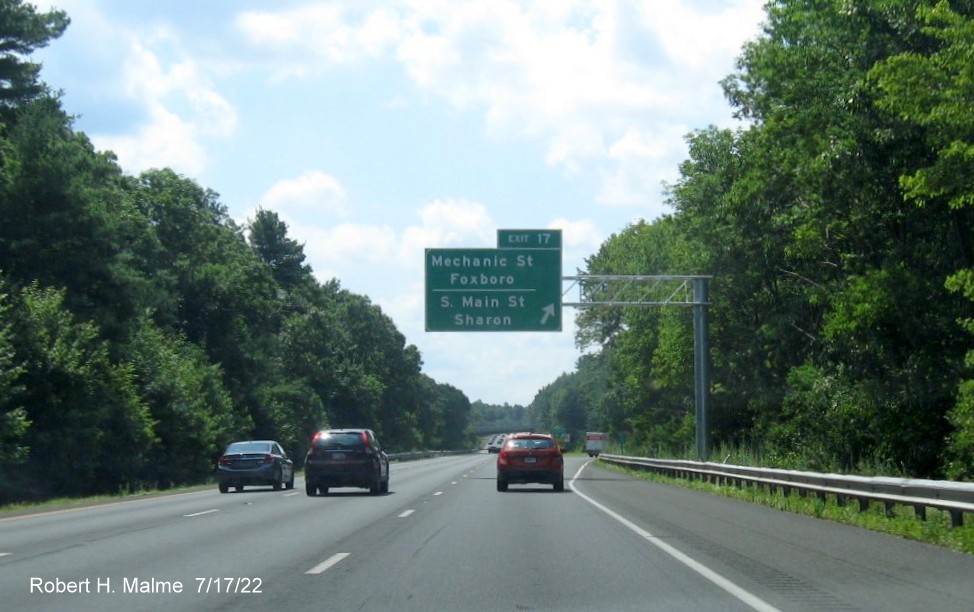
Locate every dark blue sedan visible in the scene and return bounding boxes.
[216,440,295,493]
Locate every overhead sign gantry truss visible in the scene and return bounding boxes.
[563,274,713,461]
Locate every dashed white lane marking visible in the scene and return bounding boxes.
[283,492,301,497]
[433,491,444,496]
[569,461,781,612]
[398,509,415,518]
[183,509,219,517]
[305,552,350,575]
[0,552,11,557]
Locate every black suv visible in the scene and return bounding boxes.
[304,429,390,496]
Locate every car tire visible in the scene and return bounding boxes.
[305,482,317,496]
[554,477,564,492]
[286,472,295,489]
[273,468,283,491]
[497,477,508,492]
[218,483,229,494]
[370,471,382,495]
[381,476,389,493]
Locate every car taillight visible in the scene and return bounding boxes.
[360,431,369,445]
[218,456,230,465]
[311,431,325,445]
[261,454,274,464]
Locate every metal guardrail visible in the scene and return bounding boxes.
[598,454,974,528]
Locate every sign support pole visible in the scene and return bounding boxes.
[693,277,710,461]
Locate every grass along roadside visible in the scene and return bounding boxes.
[597,460,974,556]
[0,482,214,519]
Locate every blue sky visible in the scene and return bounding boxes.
[32,0,765,406]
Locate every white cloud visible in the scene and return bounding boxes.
[231,1,760,209]
[408,198,495,248]
[68,28,237,176]
[94,106,208,176]
[261,171,349,218]
[553,217,602,247]
[35,0,767,405]
[235,4,401,77]
[544,122,605,174]
[43,0,762,208]
[299,222,398,269]
[596,123,690,211]
[639,0,765,69]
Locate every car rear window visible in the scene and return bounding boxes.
[226,442,271,454]
[508,438,554,449]
[313,432,365,450]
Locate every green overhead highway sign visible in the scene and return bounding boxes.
[497,229,562,250]
[425,236,562,332]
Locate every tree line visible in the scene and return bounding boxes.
[535,0,974,480]
[0,1,472,503]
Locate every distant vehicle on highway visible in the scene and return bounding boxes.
[216,440,295,493]
[304,428,390,496]
[487,433,507,453]
[585,432,606,457]
[496,432,564,492]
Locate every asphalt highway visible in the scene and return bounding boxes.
[3,454,974,611]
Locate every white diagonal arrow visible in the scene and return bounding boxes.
[540,304,555,325]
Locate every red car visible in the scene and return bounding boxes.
[496,432,564,492]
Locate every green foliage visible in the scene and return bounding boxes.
[0,0,68,112]
[0,281,29,464]
[570,0,974,479]
[871,1,974,210]
[6,283,154,499]
[248,208,313,290]
[126,320,241,487]
[419,379,473,450]
[0,1,473,503]
[527,353,615,450]
[765,364,880,471]
[471,400,533,436]
[870,1,974,478]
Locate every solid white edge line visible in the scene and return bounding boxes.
[183,509,219,517]
[305,552,350,575]
[570,461,781,612]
